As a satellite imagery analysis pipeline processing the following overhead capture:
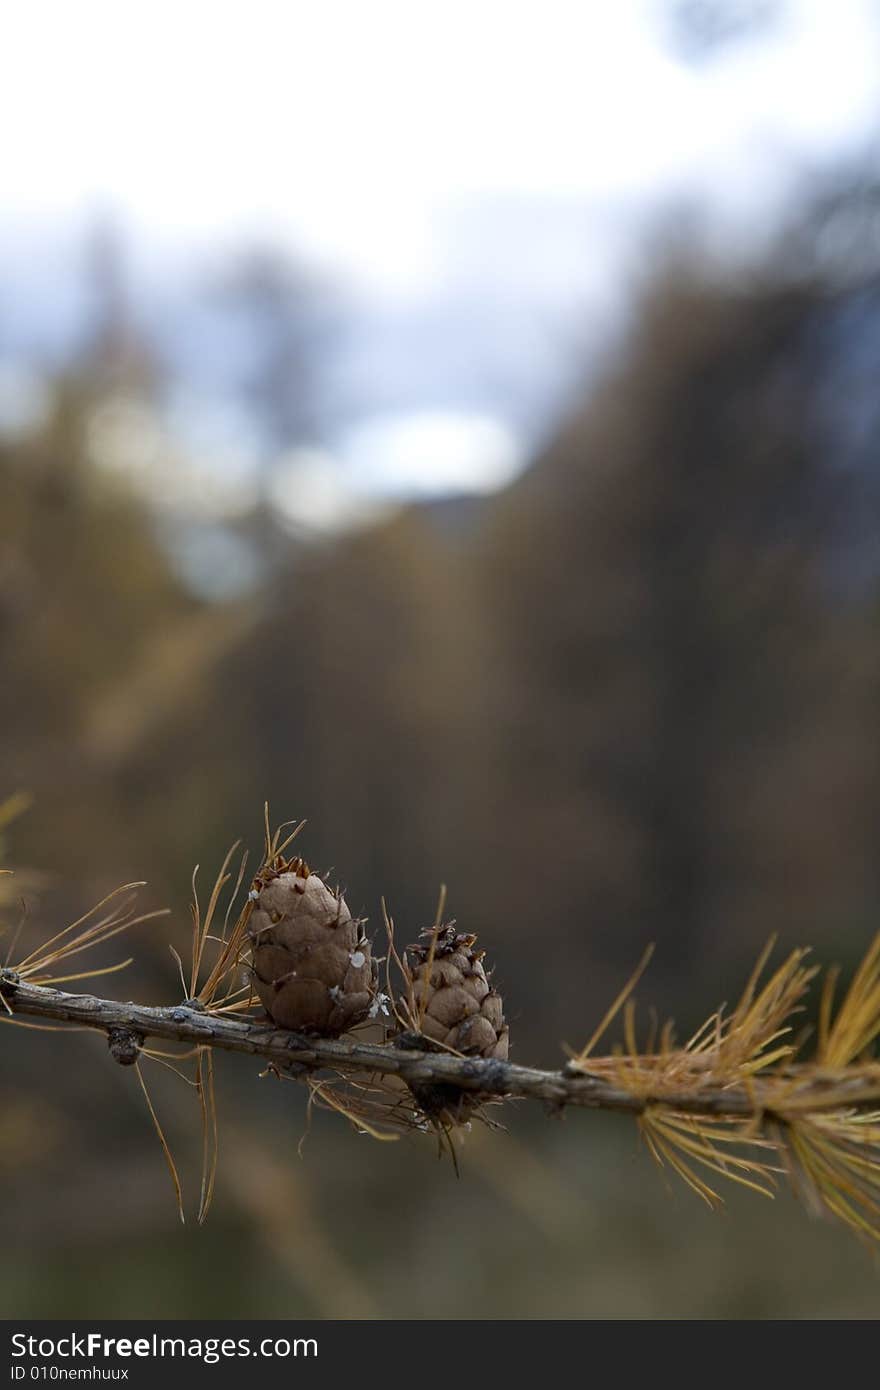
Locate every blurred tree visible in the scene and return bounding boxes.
[475,262,880,1020]
[81,215,150,386]
[207,248,342,465]
[177,243,880,1050]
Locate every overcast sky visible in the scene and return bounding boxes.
[5,1,878,275]
[3,0,880,509]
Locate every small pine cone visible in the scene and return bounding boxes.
[247,858,375,1035]
[405,926,509,1060]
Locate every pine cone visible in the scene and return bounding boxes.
[247,858,376,1035]
[404,926,509,1060]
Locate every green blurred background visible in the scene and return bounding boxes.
[3,0,880,1318]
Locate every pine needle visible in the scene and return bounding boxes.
[14,887,167,983]
[382,897,416,1031]
[783,1110,880,1243]
[641,1110,779,1206]
[196,1047,219,1225]
[0,1015,89,1033]
[189,844,239,996]
[263,804,307,864]
[134,1061,185,1224]
[192,847,255,1011]
[15,884,146,970]
[819,933,880,1067]
[38,958,134,986]
[572,944,655,1064]
[307,1078,403,1141]
[414,886,448,1032]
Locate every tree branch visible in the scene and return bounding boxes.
[5,974,879,1118]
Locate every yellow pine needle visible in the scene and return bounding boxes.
[591,940,818,1102]
[623,999,638,1059]
[733,934,779,1019]
[262,805,307,864]
[169,944,188,998]
[0,1016,88,1033]
[194,852,256,1010]
[206,990,255,1016]
[197,910,253,1008]
[272,821,307,861]
[14,884,146,970]
[817,964,840,1060]
[641,1110,778,1206]
[19,914,161,978]
[640,1117,726,1208]
[16,898,168,979]
[36,958,134,986]
[190,975,258,1019]
[414,885,448,1032]
[657,1113,780,1176]
[819,933,880,1067]
[134,1061,185,1225]
[763,1067,880,1115]
[196,1047,219,1226]
[221,851,249,941]
[572,944,655,1065]
[3,908,27,970]
[189,843,239,996]
[786,1120,880,1243]
[381,898,411,1032]
[144,1046,202,1060]
[738,1042,798,1076]
[715,947,816,1076]
[189,864,202,992]
[142,1052,200,1086]
[307,1079,402,1141]
[682,1010,723,1055]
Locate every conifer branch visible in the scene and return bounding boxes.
[4,819,880,1241]
[4,973,880,1119]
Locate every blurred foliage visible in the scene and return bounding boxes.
[3,187,880,1316]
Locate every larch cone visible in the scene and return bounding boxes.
[247,858,376,1035]
[405,926,509,1060]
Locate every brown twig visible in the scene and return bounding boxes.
[4,974,880,1119]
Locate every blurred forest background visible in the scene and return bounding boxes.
[4,0,880,1318]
